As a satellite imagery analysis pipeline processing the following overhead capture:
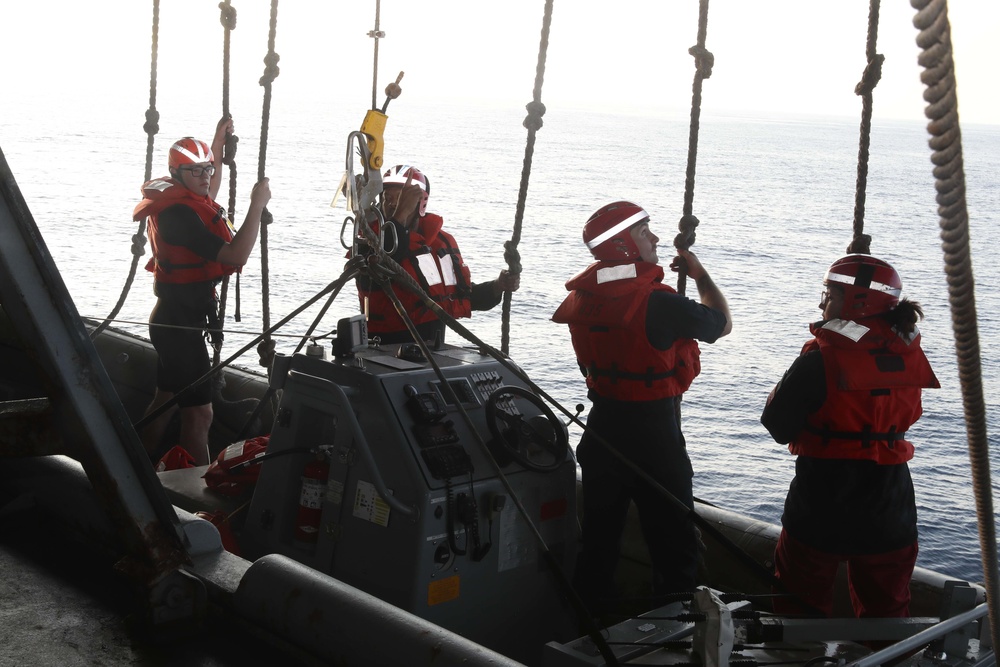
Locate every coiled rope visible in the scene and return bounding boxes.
[216,0,241,370]
[499,0,552,356]
[847,0,884,255]
[912,0,1000,649]
[674,0,713,298]
[90,0,161,340]
[255,0,280,369]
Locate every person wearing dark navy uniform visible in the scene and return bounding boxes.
[553,201,731,617]
[762,254,939,618]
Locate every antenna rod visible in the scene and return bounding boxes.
[368,0,384,109]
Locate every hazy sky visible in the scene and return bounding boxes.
[2,1,997,125]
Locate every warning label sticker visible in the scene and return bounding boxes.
[352,479,391,527]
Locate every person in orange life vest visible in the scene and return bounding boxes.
[355,165,520,344]
[552,201,731,616]
[134,117,271,466]
[761,254,939,618]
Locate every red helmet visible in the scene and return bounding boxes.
[583,201,649,261]
[169,137,213,171]
[383,165,430,216]
[825,254,902,319]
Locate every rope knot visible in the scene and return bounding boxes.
[689,45,715,78]
[257,339,276,368]
[503,240,522,275]
[674,214,699,251]
[259,52,281,87]
[223,133,239,165]
[130,232,147,257]
[523,100,546,132]
[261,207,273,226]
[218,2,237,30]
[143,107,160,136]
[846,234,872,255]
[855,53,884,96]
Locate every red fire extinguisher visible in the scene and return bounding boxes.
[294,454,330,544]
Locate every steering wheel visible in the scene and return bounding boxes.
[484,385,569,473]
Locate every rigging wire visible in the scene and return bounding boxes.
[255,0,280,370]
[912,0,1000,651]
[499,0,552,356]
[133,259,364,433]
[847,0,884,255]
[674,0,714,298]
[89,0,161,340]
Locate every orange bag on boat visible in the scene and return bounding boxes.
[156,445,197,472]
[203,435,270,497]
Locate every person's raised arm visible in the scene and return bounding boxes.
[209,116,233,201]
[216,178,270,267]
[672,248,732,337]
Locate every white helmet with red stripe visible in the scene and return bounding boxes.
[825,254,902,319]
[169,137,214,171]
[383,165,430,216]
[583,201,649,261]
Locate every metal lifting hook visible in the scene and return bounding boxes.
[335,72,405,257]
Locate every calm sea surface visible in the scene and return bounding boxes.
[2,97,999,584]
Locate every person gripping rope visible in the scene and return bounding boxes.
[134,116,271,466]
[552,201,731,617]
[762,254,939,618]
[355,165,519,344]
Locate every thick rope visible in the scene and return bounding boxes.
[499,0,552,355]
[912,0,1000,649]
[847,0,884,255]
[90,0,160,340]
[674,0,713,298]
[256,0,280,369]
[215,0,240,369]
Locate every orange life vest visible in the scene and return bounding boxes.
[358,213,473,334]
[134,177,236,284]
[552,261,701,401]
[789,317,939,464]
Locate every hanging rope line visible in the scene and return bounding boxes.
[255,0,280,369]
[847,0,884,255]
[674,0,713,298]
[499,0,552,356]
[89,0,161,340]
[912,0,1000,650]
[216,0,241,372]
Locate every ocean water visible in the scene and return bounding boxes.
[2,96,999,586]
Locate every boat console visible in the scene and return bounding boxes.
[160,335,579,662]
